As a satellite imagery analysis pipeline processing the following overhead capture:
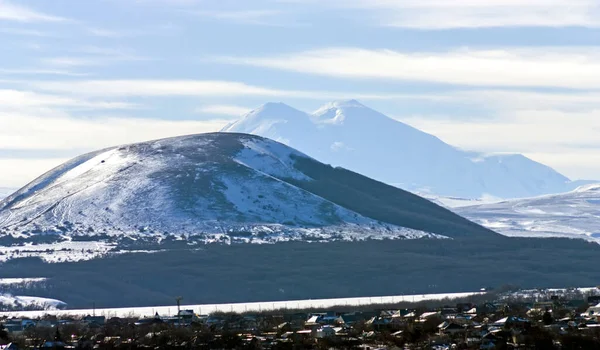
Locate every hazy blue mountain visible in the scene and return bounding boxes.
[223,100,591,199]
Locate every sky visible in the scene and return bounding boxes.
[1,0,600,188]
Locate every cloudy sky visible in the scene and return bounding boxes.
[1,0,600,188]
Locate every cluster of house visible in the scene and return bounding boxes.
[1,295,600,349]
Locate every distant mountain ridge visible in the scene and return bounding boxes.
[223,100,592,199]
[456,183,600,242]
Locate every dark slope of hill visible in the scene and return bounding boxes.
[1,236,600,308]
[287,156,496,238]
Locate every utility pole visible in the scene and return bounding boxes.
[176,296,183,326]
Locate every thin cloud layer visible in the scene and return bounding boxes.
[195,105,251,117]
[292,0,600,29]
[0,0,67,22]
[223,47,600,89]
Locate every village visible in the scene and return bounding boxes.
[1,288,600,349]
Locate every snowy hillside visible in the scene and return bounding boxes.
[0,294,66,311]
[0,133,498,262]
[456,184,600,242]
[418,193,502,209]
[223,100,590,199]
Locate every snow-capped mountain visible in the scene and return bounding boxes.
[0,133,496,262]
[223,100,591,199]
[456,184,600,242]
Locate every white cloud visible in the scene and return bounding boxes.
[0,27,52,36]
[0,69,88,76]
[21,78,518,101]
[293,0,600,29]
[448,90,600,111]
[194,105,251,117]
[31,79,305,97]
[30,79,456,101]
[223,47,600,89]
[41,49,151,67]
[0,89,136,110]
[86,27,123,37]
[0,87,228,187]
[192,10,284,25]
[40,57,103,67]
[0,112,228,151]
[0,0,66,22]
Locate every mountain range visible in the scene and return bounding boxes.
[223,100,591,199]
[2,132,600,307]
[457,184,600,242]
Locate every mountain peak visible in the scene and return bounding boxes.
[247,102,301,116]
[220,103,312,144]
[331,99,365,108]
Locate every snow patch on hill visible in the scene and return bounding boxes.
[0,278,47,285]
[0,241,115,263]
[0,294,66,311]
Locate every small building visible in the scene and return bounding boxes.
[583,303,600,318]
[315,326,336,338]
[438,322,465,335]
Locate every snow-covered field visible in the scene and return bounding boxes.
[457,184,600,242]
[0,291,483,318]
[0,241,115,263]
[416,193,502,209]
[0,278,47,285]
[0,295,66,311]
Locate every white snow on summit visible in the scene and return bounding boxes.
[456,183,600,242]
[223,100,593,199]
